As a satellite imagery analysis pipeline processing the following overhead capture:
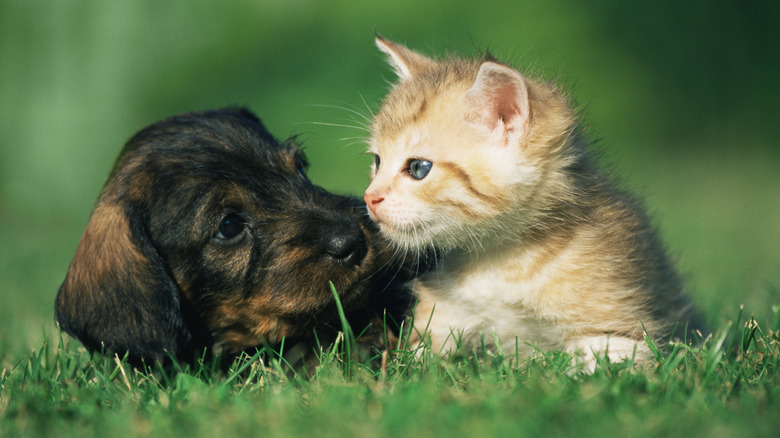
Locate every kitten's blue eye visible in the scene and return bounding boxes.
[373,154,381,170]
[408,159,433,180]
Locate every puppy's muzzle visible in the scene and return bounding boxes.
[319,217,367,266]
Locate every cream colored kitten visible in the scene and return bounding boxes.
[364,37,704,369]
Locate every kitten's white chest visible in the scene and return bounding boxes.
[412,250,566,355]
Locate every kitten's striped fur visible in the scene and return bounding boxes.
[364,37,704,369]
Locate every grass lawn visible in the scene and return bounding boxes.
[1,305,779,438]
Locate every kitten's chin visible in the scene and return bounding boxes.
[372,209,500,252]
[376,221,434,253]
[381,217,518,255]
[378,220,469,254]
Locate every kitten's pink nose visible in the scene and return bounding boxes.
[364,192,384,216]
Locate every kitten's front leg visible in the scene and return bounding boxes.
[566,335,652,372]
[408,289,471,356]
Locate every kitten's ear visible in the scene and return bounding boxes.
[55,197,192,362]
[375,35,435,81]
[463,61,530,145]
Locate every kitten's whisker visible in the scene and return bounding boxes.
[341,140,371,149]
[336,136,369,142]
[358,94,376,119]
[297,121,368,131]
[305,103,373,124]
[469,227,486,255]
[302,101,374,130]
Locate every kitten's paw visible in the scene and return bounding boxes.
[566,336,650,373]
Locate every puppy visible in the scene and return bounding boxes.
[55,108,410,364]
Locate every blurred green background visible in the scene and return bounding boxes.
[1,0,779,355]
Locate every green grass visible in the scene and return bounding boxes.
[2,306,779,438]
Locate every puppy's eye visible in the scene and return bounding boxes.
[216,213,246,240]
[407,158,432,180]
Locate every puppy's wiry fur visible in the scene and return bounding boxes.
[56,108,410,364]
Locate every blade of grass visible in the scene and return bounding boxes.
[741,316,759,353]
[641,322,665,366]
[724,305,744,354]
[329,281,354,379]
[702,323,731,385]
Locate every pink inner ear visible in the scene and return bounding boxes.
[493,82,523,130]
[464,62,529,142]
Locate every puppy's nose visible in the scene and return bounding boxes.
[321,220,367,266]
[364,192,384,216]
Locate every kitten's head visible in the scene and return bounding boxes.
[364,37,578,252]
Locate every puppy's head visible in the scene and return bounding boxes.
[56,108,406,363]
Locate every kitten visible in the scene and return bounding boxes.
[363,36,704,369]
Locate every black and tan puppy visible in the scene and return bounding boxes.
[56,108,410,364]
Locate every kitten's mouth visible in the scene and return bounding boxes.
[374,219,406,235]
[375,219,402,234]
[374,220,434,251]
[367,212,402,232]
[365,206,442,250]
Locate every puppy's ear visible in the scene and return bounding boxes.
[56,196,192,362]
